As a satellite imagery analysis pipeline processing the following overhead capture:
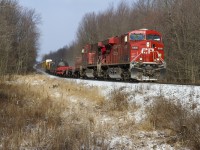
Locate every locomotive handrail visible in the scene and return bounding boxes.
[155,51,165,64]
[131,52,143,63]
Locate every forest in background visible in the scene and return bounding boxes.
[0,0,40,75]
[0,0,199,83]
[43,0,200,84]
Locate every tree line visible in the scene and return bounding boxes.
[0,0,40,75]
[44,0,200,84]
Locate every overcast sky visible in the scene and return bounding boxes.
[18,0,133,60]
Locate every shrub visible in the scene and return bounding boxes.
[146,96,200,149]
[108,87,129,112]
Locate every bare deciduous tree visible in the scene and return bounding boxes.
[0,0,40,75]
[43,0,200,84]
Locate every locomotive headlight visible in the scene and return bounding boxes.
[82,49,85,53]
[146,42,150,48]
[158,53,162,57]
[139,58,143,61]
[124,35,128,42]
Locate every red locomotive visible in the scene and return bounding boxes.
[75,29,166,81]
[41,29,166,81]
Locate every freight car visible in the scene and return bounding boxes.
[41,59,53,73]
[42,29,166,81]
[54,60,71,76]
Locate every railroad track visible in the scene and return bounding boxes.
[36,68,200,87]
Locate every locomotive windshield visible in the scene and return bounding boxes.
[146,34,161,41]
[130,33,145,41]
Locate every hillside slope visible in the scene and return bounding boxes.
[0,74,199,149]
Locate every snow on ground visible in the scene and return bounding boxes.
[69,78,200,104]
[62,77,199,149]
[64,78,200,122]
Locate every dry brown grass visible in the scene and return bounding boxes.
[4,74,199,149]
[0,75,110,149]
[145,96,200,149]
[103,87,129,112]
[0,82,64,149]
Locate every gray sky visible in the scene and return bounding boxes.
[18,0,133,60]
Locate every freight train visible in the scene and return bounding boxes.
[40,29,166,81]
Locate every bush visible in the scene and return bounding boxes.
[108,87,129,112]
[146,96,200,149]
